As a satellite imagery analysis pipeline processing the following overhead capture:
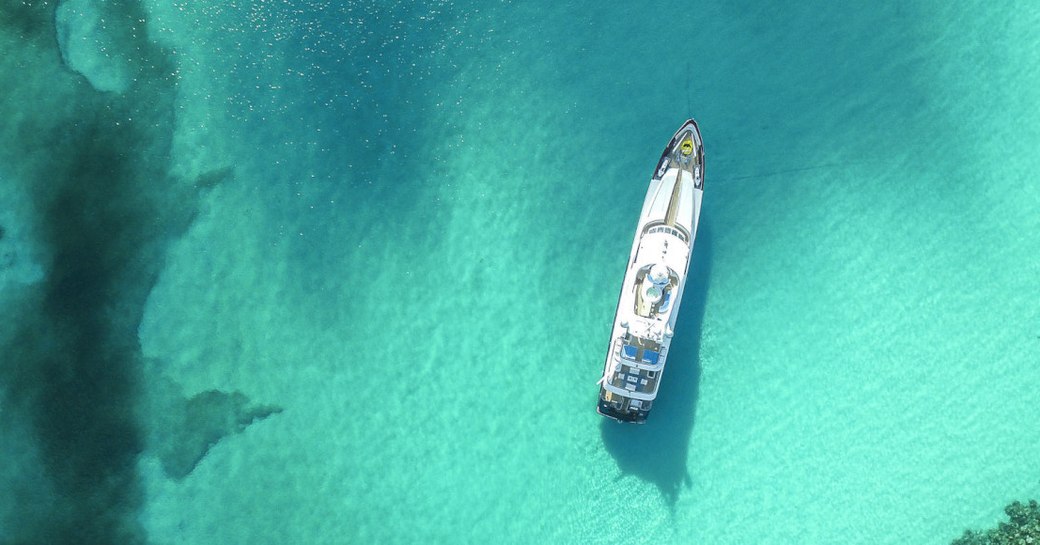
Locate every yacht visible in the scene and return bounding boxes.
[597,119,704,423]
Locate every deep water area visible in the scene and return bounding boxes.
[1,2,1039,544]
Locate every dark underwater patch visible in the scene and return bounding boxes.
[0,1,186,543]
[193,165,236,191]
[148,382,284,481]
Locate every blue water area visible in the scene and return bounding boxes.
[1,1,1039,544]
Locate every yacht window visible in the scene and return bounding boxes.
[658,290,672,313]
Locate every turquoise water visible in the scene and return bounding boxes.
[2,1,1039,544]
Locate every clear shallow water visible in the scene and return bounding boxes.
[2,1,1039,544]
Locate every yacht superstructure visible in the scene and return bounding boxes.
[597,119,704,423]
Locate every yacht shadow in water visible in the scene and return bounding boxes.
[600,223,712,505]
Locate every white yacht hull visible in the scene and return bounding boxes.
[597,119,704,423]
